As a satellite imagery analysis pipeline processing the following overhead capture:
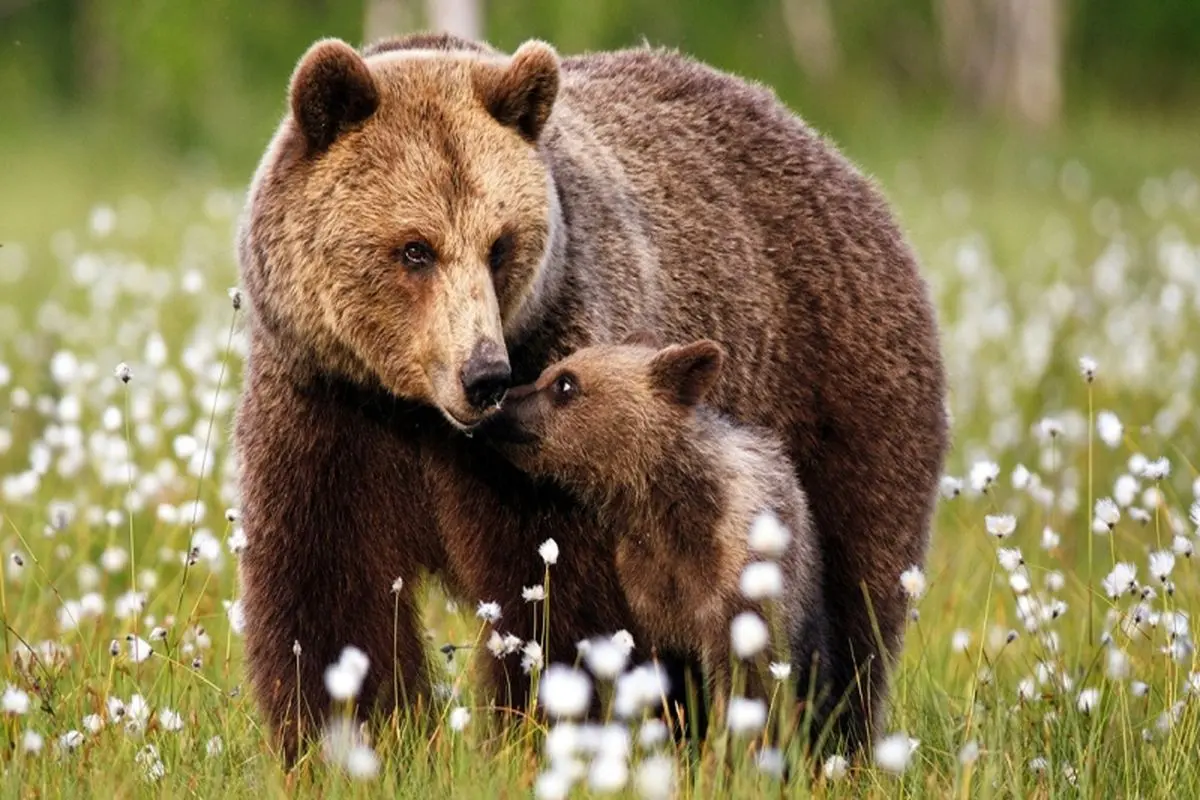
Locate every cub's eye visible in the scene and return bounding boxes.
[552,372,578,403]
[396,240,436,269]
[488,233,513,272]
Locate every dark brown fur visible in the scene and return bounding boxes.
[236,31,947,759]
[481,340,834,726]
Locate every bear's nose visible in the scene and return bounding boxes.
[461,341,512,410]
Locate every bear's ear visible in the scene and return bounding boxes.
[620,329,661,349]
[475,40,560,142]
[649,340,726,407]
[290,39,380,154]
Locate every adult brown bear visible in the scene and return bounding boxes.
[234,31,947,760]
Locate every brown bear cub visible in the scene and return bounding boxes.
[482,336,832,721]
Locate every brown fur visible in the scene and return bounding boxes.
[482,340,833,721]
[236,31,947,759]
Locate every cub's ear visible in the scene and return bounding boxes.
[620,329,661,349]
[475,40,560,142]
[649,340,726,407]
[290,39,379,154]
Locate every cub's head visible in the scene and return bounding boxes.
[481,335,727,493]
[239,33,562,428]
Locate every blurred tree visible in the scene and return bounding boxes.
[937,0,1064,130]
[365,0,417,43]
[780,0,839,83]
[425,0,480,41]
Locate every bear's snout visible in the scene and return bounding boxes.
[460,340,511,411]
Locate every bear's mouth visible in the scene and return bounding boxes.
[473,411,541,446]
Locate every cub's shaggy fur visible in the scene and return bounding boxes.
[483,338,832,718]
[235,31,947,759]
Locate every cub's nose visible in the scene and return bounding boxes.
[460,341,511,410]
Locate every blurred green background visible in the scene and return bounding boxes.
[3,0,1199,242]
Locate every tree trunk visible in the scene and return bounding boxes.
[364,0,416,44]
[937,0,1064,131]
[780,0,840,83]
[424,0,482,42]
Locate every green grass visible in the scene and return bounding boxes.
[0,107,1198,798]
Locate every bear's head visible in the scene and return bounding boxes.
[238,34,562,428]
[481,335,727,494]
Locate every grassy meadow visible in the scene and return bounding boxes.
[0,105,1198,798]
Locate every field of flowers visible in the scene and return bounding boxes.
[0,117,1197,797]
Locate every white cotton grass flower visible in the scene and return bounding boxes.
[126,635,153,664]
[958,740,980,766]
[611,630,635,655]
[730,612,769,659]
[874,733,918,774]
[324,645,371,701]
[226,599,245,635]
[136,744,165,782]
[939,475,964,499]
[613,664,670,719]
[1131,681,1149,698]
[22,730,44,755]
[1106,648,1130,681]
[228,287,243,310]
[476,601,502,623]
[1009,571,1031,595]
[899,566,926,600]
[747,511,790,558]
[1011,463,1031,490]
[997,547,1024,573]
[638,719,668,750]
[521,641,544,674]
[1045,571,1065,593]
[1141,457,1170,481]
[114,362,133,384]
[2,685,30,715]
[951,629,971,654]
[1037,417,1064,440]
[1077,688,1101,714]
[822,754,850,780]
[1079,355,1097,382]
[540,665,593,719]
[534,770,572,800]
[1029,756,1049,774]
[1102,563,1138,599]
[1097,411,1123,448]
[582,637,628,680]
[1041,526,1061,550]
[448,706,470,732]
[1172,535,1193,558]
[158,708,184,732]
[1149,550,1175,583]
[539,538,559,565]
[756,747,786,779]
[1190,500,1200,528]
[321,718,379,781]
[82,713,103,733]
[522,585,546,603]
[1093,498,1120,532]
[969,461,1000,493]
[59,730,84,751]
[769,662,792,681]
[206,736,224,758]
[633,754,675,799]
[740,561,784,599]
[985,514,1016,539]
[1017,677,1037,702]
[725,696,767,735]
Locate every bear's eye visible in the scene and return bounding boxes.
[552,372,578,404]
[396,240,436,269]
[488,233,513,272]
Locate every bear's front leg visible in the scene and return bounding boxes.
[236,355,442,762]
